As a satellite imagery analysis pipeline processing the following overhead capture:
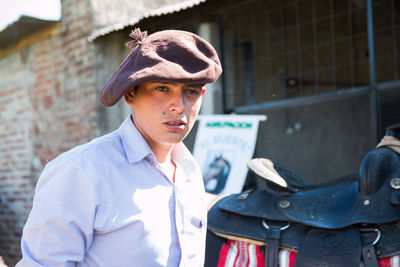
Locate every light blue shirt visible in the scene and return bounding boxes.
[17,116,207,267]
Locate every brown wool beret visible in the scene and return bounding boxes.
[99,28,223,106]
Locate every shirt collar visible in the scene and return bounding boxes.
[118,115,153,163]
[172,142,199,180]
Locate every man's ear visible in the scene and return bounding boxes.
[124,90,135,104]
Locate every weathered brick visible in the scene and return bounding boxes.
[0,0,97,264]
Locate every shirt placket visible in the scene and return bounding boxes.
[174,165,206,267]
[148,155,185,265]
[174,165,188,267]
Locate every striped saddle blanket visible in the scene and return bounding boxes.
[213,240,400,267]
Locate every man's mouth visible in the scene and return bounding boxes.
[164,120,187,129]
[166,121,185,126]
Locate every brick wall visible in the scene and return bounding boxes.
[0,0,97,265]
[0,49,36,264]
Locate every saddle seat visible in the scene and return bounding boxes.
[244,147,400,229]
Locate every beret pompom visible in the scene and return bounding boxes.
[125,28,148,51]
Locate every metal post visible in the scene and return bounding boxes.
[296,0,302,95]
[312,0,319,94]
[280,3,288,98]
[219,18,228,114]
[367,0,376,86]
[366,0,379,141]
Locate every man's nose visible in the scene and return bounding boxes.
[169,91,185,113]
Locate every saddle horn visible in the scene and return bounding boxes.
[359,150,386,195]
[359,124,400,195]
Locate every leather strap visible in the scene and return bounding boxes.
[377,135,400,154]
[264,223,284,267]
[361,245,379,267]
[265,238,279,267]
[360,228,380,267]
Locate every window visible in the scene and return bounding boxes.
[221,0,399,111]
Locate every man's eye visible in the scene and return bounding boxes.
[156,86,168,92]
[187,89,201,95]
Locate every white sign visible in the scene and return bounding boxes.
[193,114,267,195]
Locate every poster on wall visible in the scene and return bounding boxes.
[193,114,267,195]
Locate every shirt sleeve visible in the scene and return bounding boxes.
[16,157,101,266]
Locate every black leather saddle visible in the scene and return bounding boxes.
[206,124,400,267]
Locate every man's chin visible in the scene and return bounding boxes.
[163,133,187,145]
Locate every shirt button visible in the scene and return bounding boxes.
[191,217,203,229]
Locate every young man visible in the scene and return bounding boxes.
[17,28,222,266]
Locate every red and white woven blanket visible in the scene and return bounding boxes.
[217,240,400,267]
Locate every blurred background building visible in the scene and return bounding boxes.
[0,0,399,264]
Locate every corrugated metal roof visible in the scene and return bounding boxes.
[0,16,59,49]
[88,0,207,42]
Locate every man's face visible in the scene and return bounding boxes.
[125,80,205,150]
